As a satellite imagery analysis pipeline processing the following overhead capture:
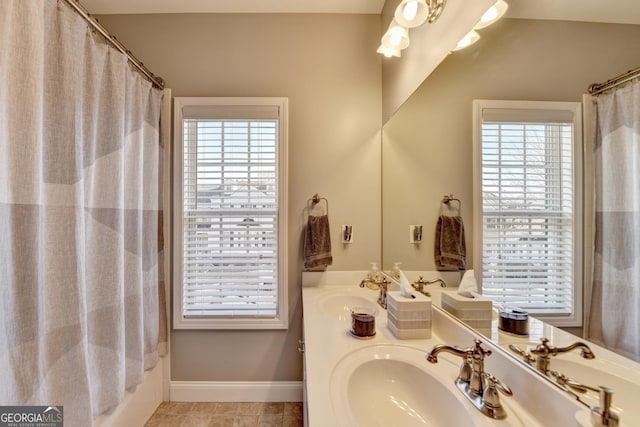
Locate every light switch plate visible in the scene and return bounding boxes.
[342,224,353,244]
[409,225,423,244]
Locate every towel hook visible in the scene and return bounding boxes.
[308,193,329,216]
[441,194,461,215]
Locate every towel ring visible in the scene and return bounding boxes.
[441,194,461,215]
[307,193,329,216]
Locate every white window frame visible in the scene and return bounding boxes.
[472,100,583,327]
[173,97,289,330]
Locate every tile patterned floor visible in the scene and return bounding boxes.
[144,401,303,427]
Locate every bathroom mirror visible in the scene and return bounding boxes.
[381,13,640,368]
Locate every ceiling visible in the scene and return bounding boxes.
[80,0,640,25]
[79,0,386,15]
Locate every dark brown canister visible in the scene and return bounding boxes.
[498,309,529,335]
[351,307,376,337]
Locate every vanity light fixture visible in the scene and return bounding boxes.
[474,0,509,30]
[453,0,508,52]
[381,19,410,51]
[379,0,446,57]
[394,0,429,28]
[453,30,480,51]
[377,44,402,58]
[395,0,447,27]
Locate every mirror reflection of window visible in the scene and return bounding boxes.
[473,100,583,327]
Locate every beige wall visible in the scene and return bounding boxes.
[97,13,382,381]
[382,18,640,271]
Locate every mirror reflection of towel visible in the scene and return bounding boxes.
[304,215,332,270]
[435,215,466,271]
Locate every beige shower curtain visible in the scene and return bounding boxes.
[587,80,640,363]
[0,1,167,426]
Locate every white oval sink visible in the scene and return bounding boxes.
[318,292,378,322]
[330,345,478,426]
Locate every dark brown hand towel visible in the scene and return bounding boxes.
[304,214,333,270]
[435,215,466,270]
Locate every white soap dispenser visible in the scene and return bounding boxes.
[369,262,381,282]
[391,262,402,281]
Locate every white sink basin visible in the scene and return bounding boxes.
[331,344,477,426]
[330,344,543,426]
[317,290,378,322]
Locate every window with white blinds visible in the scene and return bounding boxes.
[173,98,288,330]
[473,100,583,326]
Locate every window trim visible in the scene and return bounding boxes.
[472,99,583,327]
[172,97,289,330]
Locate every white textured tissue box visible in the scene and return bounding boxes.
[387,322,431,339]
[386,291,432,339]
[386,291,431,311]
[388,310,432,329]
[441,290,491,309]
[441,290,492,324]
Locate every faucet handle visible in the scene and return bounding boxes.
[591,387,619,427]
[483,375,502,408]
[482,375,512,421]
[471,338,492,359]
[492,376,513,396]
[508,344,536,364]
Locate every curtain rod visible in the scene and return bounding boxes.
[588,66,640,95]
[61,0,165,89]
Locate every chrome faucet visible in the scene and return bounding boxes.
[359,275,389,309]
[376,277,389,309]
[359,277,379,289]
[412,276,447,296]
[529,338,596,374]
[427,339,512,419]
[508,337,595,374]
[426,343,469,363]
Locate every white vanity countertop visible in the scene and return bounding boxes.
[302,272,437,425]
[301,271,583,427]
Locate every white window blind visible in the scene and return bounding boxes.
[474,101,582,325]
[174,98,288,329]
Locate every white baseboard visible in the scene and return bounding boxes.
[170,381,303,402]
